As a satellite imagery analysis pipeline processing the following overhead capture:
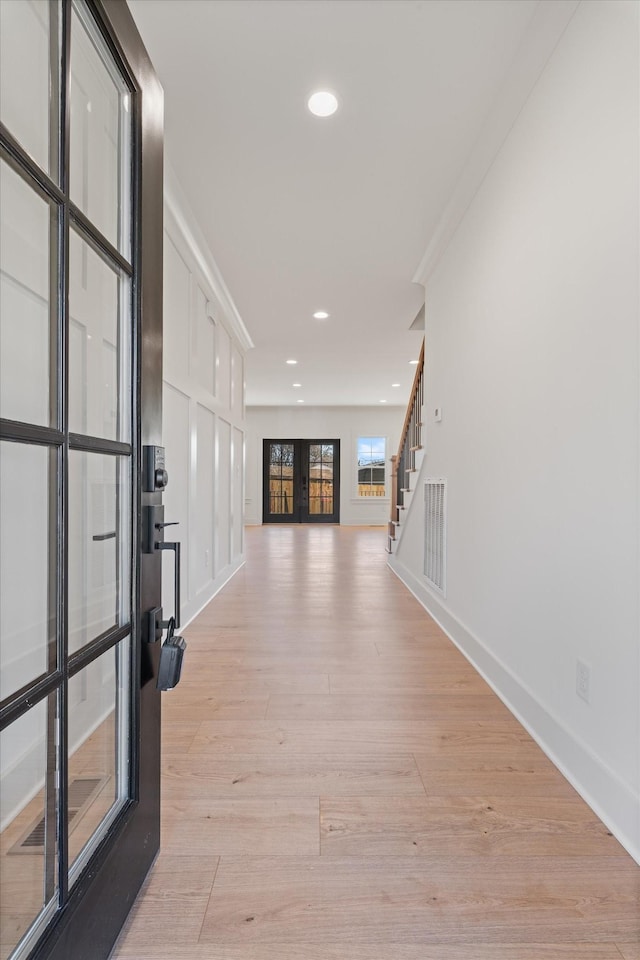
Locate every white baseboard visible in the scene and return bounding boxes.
[388,554,640,866]
[180,555,245,631]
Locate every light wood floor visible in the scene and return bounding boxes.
[112,525,640,960]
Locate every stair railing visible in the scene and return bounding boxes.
[388,339,425,548]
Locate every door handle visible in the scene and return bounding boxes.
[141,506,182,628]
[157,539,181,629]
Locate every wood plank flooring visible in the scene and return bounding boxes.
[112,525,639,960]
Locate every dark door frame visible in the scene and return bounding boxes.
[263,439,340,524]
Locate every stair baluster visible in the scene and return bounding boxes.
[387,340,425,553]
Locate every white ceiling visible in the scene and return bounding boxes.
[128,0,541,407]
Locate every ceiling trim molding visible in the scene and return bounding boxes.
[412,0,581,289]
[164,161,254,352]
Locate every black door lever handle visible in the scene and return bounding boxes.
[157,541,181,629]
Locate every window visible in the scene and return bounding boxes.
[357,436,386,497]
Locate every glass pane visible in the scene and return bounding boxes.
[68,638,129,884]
[269,479,293,515]
[0,442,54,701]
[268,444,293,515]
[309,490,333,515]
[0,0,57,177]
[69,229,130,441]
[0,160,53,427]
[269,444,292,469]
[68,452,130,655]
[70,1,131,257]
[357,436,386,497]
[0,695,58,960]
[310,440,333,516]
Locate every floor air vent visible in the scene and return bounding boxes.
[424,479,446,595]
[9,776,109,855]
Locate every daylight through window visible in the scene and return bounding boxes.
[357,436,386,497]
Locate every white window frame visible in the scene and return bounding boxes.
[355,435,387,498]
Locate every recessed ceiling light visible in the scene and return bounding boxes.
[392,383,400,387]
[379,399,387,403]
[286,359,298,365]
[293,383,301,388]
[313,310,330,320]
[308,91,338,117]
[409,359,419,365]
[297,399,305,403]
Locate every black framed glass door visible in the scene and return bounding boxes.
[0,2,164,959]
[263,439,340,523]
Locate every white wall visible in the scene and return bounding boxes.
[246,405,404,525]
[162,168,251,627]
[392,0,639,861]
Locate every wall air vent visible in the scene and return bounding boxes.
[424,479,446,595]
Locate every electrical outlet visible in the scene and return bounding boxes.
[204,549,209,568]
[576,659,590,703]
